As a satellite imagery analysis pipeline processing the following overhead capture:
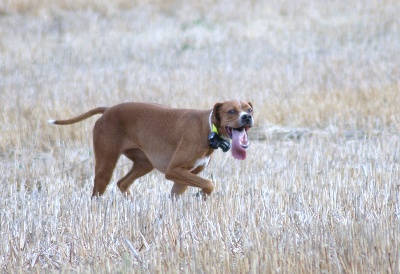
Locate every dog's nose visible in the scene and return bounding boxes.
[241,114,253,124]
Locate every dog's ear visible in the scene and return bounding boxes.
[212,102,223,124]
[247,101,253,109]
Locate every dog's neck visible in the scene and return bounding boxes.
[209,110,230,141]
[208,110,214,133]
[207,110,231,152]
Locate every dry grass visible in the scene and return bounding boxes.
[1,0,399,273]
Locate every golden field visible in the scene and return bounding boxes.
[0,0,399,272]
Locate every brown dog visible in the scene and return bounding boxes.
[49,100,254,198]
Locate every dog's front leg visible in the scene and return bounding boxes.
[165,167,214,199]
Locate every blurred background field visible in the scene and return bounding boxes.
[0,0,399,272]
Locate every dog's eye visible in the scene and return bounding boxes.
[228,110,237,114]
[247,109,253,113]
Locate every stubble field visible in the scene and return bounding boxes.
[1,0,399,273]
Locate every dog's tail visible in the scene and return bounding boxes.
[48,107,108,125]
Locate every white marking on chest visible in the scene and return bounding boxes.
[191,156,211,171]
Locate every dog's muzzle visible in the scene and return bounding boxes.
[241,114,253,126]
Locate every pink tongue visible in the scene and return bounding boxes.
[231,129,248,160]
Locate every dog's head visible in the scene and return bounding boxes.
[212,100,254,160]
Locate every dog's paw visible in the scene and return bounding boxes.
[194,190,208,201]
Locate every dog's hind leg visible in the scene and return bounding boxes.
[92,152,120,197]
[91,124,121,197]
[117,149,154,197]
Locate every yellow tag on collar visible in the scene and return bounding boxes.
[212,124,219,134]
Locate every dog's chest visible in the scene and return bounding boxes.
[191,156,211,171]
